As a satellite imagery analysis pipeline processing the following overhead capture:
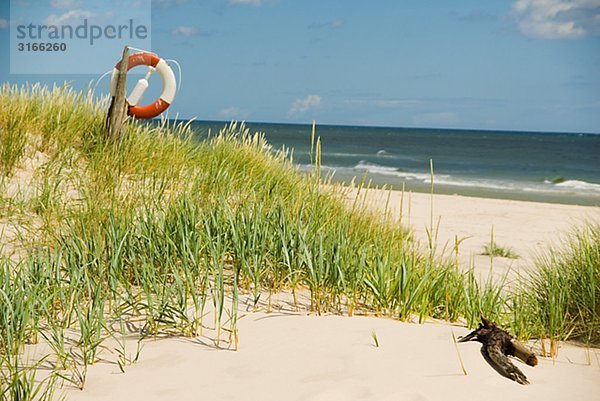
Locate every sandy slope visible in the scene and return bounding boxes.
[58,189,600,401]
[66,312,599,401]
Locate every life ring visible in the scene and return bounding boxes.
[109,52,176,119]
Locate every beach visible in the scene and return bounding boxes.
[1,87,598,399]
[60,189,600,401]
[2,0,600,395]
[343,188,600,281]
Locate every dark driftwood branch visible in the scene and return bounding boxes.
[459,317,537,385]
[105,46,129,141]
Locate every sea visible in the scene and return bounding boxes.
[187,121,600,206]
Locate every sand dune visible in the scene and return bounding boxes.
[66,312,599,401]
[60,190,600,401]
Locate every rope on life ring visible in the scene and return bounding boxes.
[109,52,177,119]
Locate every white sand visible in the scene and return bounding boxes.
[343,187,600,280]
[59,190,600,401]
[65,312,599,401]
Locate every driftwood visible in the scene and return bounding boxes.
[105,46,129,141]
[459,317,537,385]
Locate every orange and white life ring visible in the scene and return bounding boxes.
[109,52,177,119]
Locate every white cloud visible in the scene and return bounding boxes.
[512,0,600,39]
[228,0,261,5]
[413,112,459,126]
[288,95,321,116]
[172,26,199,36]
[44,10,94,26]
[219,106,249,119]
[0,18,9,29]
[50,0,82,9]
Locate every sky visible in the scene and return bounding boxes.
[1,0,599,133]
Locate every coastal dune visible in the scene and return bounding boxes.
[67,313,599,401]
[64,190,600,401]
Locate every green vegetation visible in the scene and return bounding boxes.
[517,224,600,357]
[371,329,380,348]
[482,242,519,259]
[482,226,518,259]
[0,83,598,398]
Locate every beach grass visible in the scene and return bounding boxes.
[516,224,600,355]
[0,83,597,397]
[371,329,380,347]
[482,226,518,259]
[482,242,519,259]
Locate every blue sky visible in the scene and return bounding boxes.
[1,0,599,133]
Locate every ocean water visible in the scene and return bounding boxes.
[188,121,600,206]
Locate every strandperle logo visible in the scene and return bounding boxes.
[10,0,152,74]
[15,19,149,46]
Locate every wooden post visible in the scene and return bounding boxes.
[105,46,129,141]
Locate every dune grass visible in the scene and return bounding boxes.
[482,226,518,259]
[0,83,598,398]
[482,242,519,259]
[517,224,600,356]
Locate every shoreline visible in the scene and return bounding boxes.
[322,173,600,207]
[190,120,600,208]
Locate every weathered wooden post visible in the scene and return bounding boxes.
[105,46,129,141]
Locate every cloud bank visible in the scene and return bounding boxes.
[513,0,600,39]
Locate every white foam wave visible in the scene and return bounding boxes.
[298,162,600,195]
[432,177,522,191]
[353,161,434,181]
[554,180,600,191]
